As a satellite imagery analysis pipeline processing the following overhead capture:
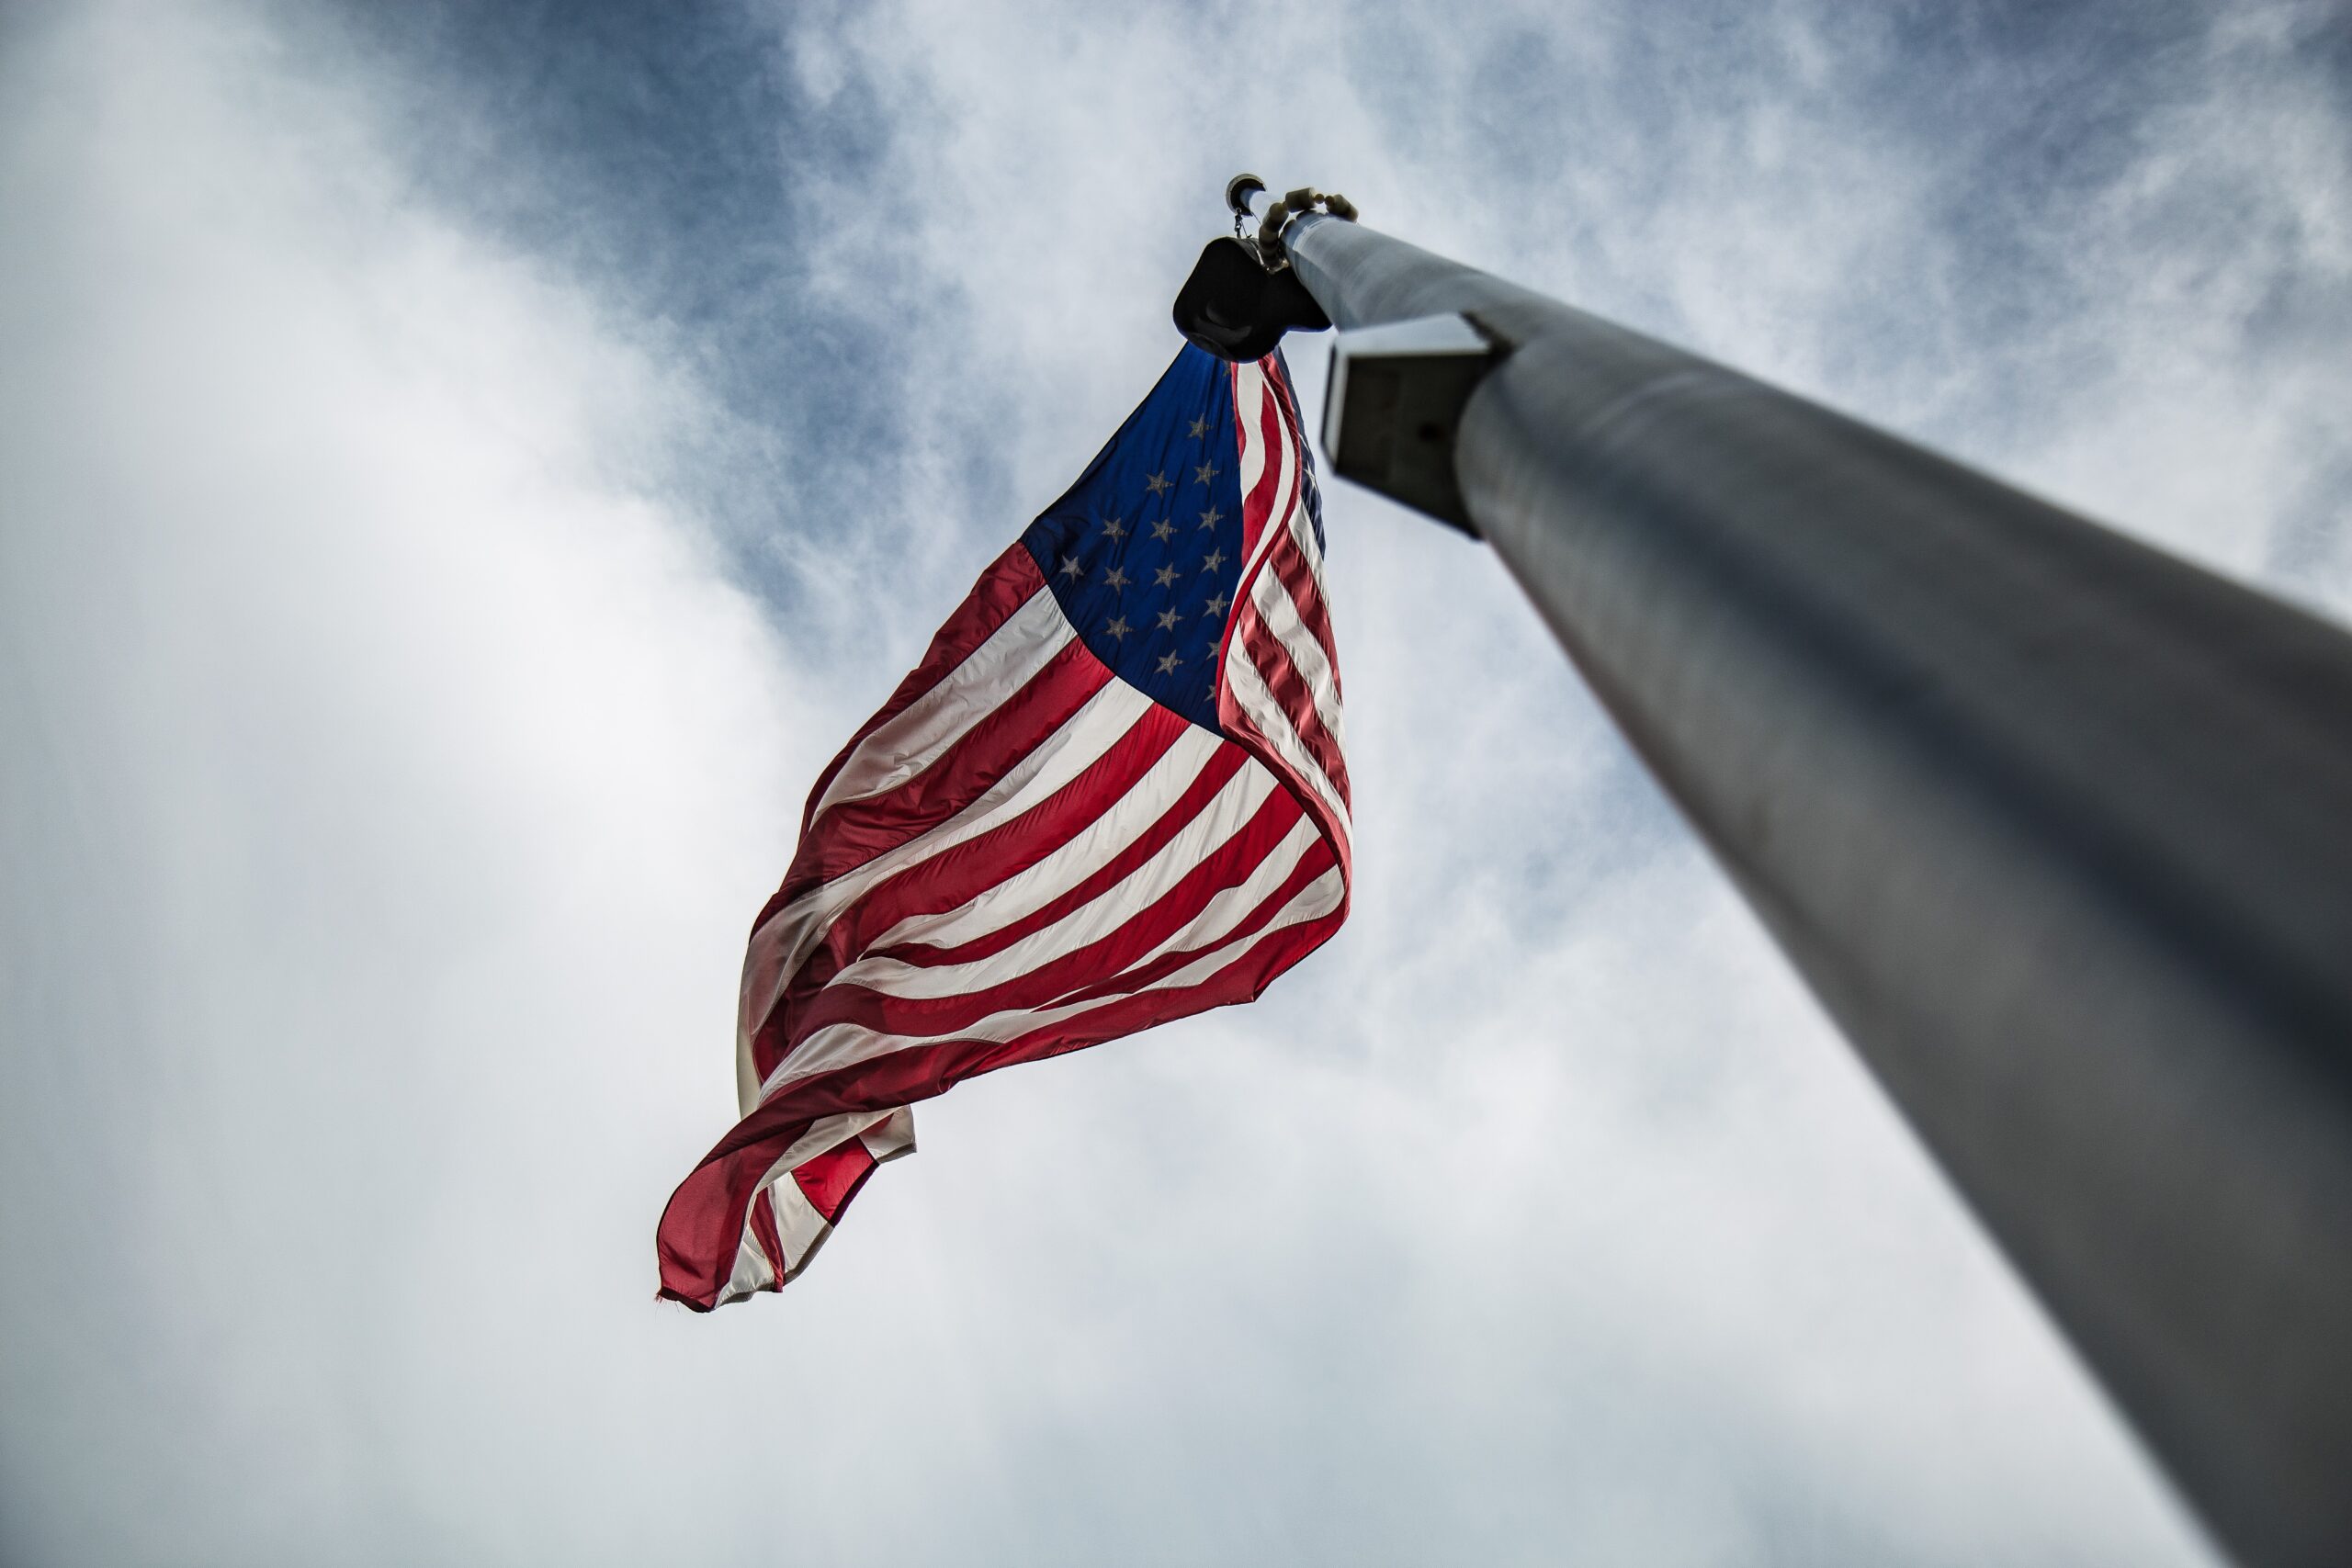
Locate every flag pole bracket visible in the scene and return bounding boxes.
[1321,312,1504,537]
[1172,175,1357,364]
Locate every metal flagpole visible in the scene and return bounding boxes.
[1193,191,2352,1568]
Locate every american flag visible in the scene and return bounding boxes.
[657,344,1351,1310]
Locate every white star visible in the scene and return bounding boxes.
[1153,564,1179,587]
[1200,547,1226,572]
[1204,591,1229,616]
[1187,415,1211,439]
[1101,515,1127,539]
[1156,607,1182,630]
[1149,518,1176,542]
[1059,555,1083,580]
[1193,461,1220,486]
[1197,505,1223,530]
[1156,651,1182,674]
[1144,471,1172,495]
[1102,566,1130,591]
[1103,615,1132,641]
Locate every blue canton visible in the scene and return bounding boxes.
[1023,345,1252,732]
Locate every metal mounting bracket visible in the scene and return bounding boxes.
[1320,312,1504,537]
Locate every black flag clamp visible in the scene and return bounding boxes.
[1179,177,1498,536]
[1171,175,1355,362]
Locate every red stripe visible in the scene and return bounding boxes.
[1236,596,1351,805]
[745,702,1188,1087]
[1261,352,1321,553]
[1221,357,1338,729]
[868,743,1250,968]
[1264,527,1341,696]
[775,639,1110,905]
[747,1188,784,1279]
[1234,367,1288,570]
[778,785,1307,1047]
[658,896,1346,1312]
[660,1135,793,1307]
[792,705,1192,986]
[1217,354,1297,718]
[1217,683,1352,887]
[798,544,1045,837]
[1054,836,1337,1006]
[792,1137,876,1224]
[1255,353,1339,683]
[1216,356,1351,885]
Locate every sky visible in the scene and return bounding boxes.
[4,0,2348,1562]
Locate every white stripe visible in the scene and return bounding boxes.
[772,1108,901,1179]
[1223,630,1351,836]
[858,1106,917,1160]
[713,1104,901,1302]
[733,678,1152,1109]
[808,586,1069,822]
[1233,360,1268,502]
[863,725,1228,955]
[1249,557,1345,748]
[714,1220,778,1307]
[765,810,1329,1097]
[1108,859,1343,993]
[1287,475,1333,597]
[837,761,1283,1000]
[1274,377,1325,590]
[1224,362,1345,827]
[1144,811,1324,962]
[766,857,1346,1098]
[741,678,1150,1033]
[1238,372,1302,586]
[767,1179,831,1277]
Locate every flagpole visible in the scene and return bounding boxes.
[1270,204,2352,1568]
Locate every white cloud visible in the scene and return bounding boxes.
[18,0,2348,1562]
